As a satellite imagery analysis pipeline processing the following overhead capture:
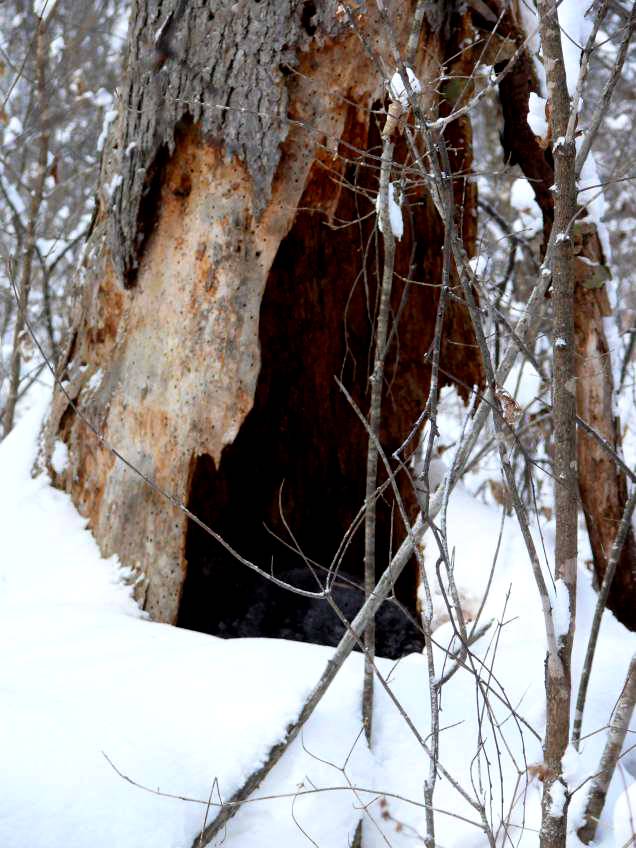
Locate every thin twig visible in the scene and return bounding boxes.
[572,486,636,749]
[577,653,636,844]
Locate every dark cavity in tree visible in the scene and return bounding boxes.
[176,325,424,657]
[122,141,170,288]
[301,0,317,36]
[176,188,429,657]
[179,439,423,658]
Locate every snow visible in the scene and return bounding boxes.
[558,0,594,98]
[4,115,24,147]
[510,177,537,212]
[92,87,114,109]
[577,135,611,259]
[562,743,586,793]
[33,0,58,21]
[572,133,618,388]
[617,388,636,473]
[510,177,542,233]
[86,368,103,392]
[97,107,118,153]
[518,1,546,95]
[0,167,26,215]
[50,34,65,58]
[375,181,403,240]
[550,0,613,270]
[606,114,629,132]
[388,67,421,109]
[504,359,544,410]
[613,782,636,848]
[0,385,634,847]
[50,438,69,474]
[550,780,567,819]
[469,253,489,278]
[553,578,571,642]
[105,173,123,199]
[543,0,613,260]
[528,92,548,139]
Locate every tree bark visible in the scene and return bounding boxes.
[573,223,636,627]
[537,2,578,846]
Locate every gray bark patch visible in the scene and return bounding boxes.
[107,0,341,284]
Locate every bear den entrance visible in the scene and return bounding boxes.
[176,119,479,659]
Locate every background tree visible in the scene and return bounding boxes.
[0,0,127,432]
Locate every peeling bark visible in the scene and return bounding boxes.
[492,2,555,252]
[573,223,636,628]
[42,0,482,628]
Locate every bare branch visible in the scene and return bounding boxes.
[536,0,581,843]
[577,653,636,844]
[572,487,636,749]
[575,1,636,180]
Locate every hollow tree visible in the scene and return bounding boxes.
[38,0,489,643]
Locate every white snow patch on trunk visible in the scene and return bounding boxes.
[97,108,118,153]
[51,440,69,475]
[553,578,571,642]
[376,182,403,240]
[549,780,567,818]
[389,67,421,109]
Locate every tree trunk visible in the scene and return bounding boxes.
[573,223,636,627]
[41,0,482,632]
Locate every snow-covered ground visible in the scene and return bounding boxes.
[0,384,634,847]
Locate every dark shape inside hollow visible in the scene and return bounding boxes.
[176,198,425,658]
